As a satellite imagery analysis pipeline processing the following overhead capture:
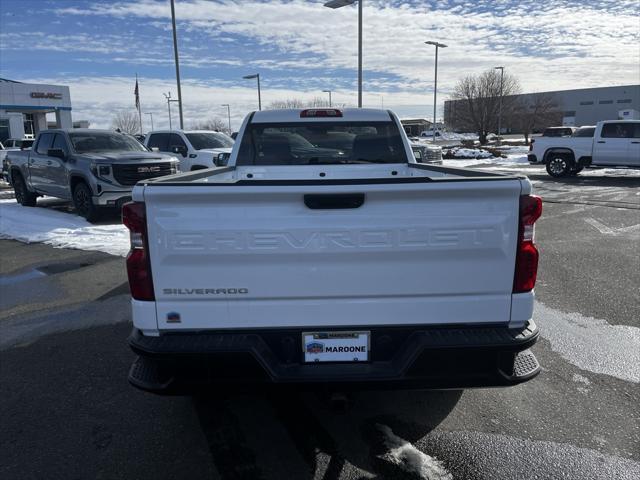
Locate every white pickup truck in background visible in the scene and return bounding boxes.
[144,130,233,171]
[529,120,640,177]
[124,108,542,394]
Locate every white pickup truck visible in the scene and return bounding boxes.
[529,120,640,177]
[124,108,542,394]
[144,130,233,171]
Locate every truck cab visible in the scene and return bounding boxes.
[145,130,234,171]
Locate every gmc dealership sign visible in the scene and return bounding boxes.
[30,92,63,99]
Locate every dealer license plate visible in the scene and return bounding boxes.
[302,331,370,363]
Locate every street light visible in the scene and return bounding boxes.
[169,0,184,129]
[243,74,261,111]
[324,0,362,108]
[221,104,231,133]
[163,92,180,130]
[425,41,447,143]
[322,90,332,107]
[145,112,154,132]
[494,66,505,145]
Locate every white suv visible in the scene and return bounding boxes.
[145,130,233,171]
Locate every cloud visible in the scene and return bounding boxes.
[21,74,437,131]
[50,0,640,93]
[4,1,638,128]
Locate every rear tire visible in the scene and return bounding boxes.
[546,155,571,178]
[13,173,37,207]
[569,165,584,176]
[73,182,100,222]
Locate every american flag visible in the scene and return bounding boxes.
[134,76,140,111]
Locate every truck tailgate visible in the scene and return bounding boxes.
[144,180,522,330]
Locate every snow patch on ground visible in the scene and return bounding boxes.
[536,302,640,383]
[377,424,452,480]
[0,199,129,257]
[448,147,494,159]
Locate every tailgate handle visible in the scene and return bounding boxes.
[304,193,365,209]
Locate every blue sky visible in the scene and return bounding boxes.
[1,0,638,130]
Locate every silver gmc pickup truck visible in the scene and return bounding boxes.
[6,129,179,221]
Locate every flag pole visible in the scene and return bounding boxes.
[136,74,143,135]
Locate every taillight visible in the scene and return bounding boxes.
[513,195,542,293]
[300,109,343,118]
[529,139,534,151]
[122,201,155,301]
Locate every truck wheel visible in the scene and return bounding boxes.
[73,182,100,222]
[13,173,37,207]
[569,165,584,176]
[546,155,571,178]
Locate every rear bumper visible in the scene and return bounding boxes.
[527,154,539,164]
[128,321,540,393]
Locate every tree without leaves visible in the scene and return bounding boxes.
[111,110,140,135]
[267,97,333,109]
[450,69,520,144]
[190,117,230,135]
[511,93,562,143]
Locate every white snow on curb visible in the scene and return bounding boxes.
[377,424,453,480]
[0,199,129,257]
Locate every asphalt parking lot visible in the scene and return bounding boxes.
[1,164,639,480]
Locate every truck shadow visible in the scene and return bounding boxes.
[526,172,640,188]
[193,388,462,479]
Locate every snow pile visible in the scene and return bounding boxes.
[377,424,452,480]
[447,148,494,159]
[0,199,129,256]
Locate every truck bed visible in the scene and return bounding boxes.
[139,163,523,185]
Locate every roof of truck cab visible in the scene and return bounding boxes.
[250,108,394,123]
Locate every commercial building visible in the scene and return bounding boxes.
[0,78,72,143]
[444,84,640,132]
[400,118,432,136]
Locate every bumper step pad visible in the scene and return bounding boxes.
[129,356,174,392]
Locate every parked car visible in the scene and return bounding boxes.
[420,128,442,138]
[3,138,35,150]
[123,108,542,394]
[541,126,577,137]
[0,142,6,181]
[529,120,640,177]
[1,138,35,181]
[6,129,179,221]
[410,143,443,164]
[145,130,233,171]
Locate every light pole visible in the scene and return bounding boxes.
[324,0,362,108]
[322,90,332,107]
[170,0,184,129]
[243,74,261,111]
[163,92,180,130]
[494,66,504,145]
[145,112,154,132]
[425,41,447,143]
[221,104,231,133]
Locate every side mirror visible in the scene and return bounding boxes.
[171,145,188,157]
[215,152,229,167]
[48,148,66,160]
